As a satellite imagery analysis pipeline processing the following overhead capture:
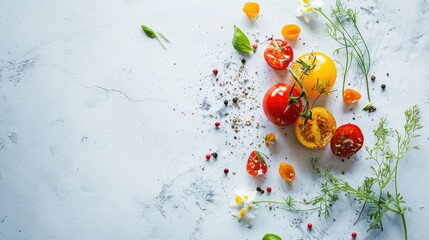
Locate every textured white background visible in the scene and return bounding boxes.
[1,0,428,239]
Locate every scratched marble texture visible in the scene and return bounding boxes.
[0,0,428,239]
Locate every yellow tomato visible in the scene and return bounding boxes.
[292,52,337,98]
[281,24,301,40]
[295,107,337,149]
[243,2,260,19]
[278,162,295,182]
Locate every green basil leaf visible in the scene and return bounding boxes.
[262,233,282,240]
[141,24,156,38]
[232,25,253,53]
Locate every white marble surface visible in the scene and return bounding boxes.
[1,0,429,239]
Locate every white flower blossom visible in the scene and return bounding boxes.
[229,190,259,227]
[295,0,324,23]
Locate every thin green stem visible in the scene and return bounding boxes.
[401,213,408,240]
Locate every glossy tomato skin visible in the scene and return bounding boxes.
[330,124,364,157]
[264,39,294,70]
[263,83,303,126]
[246,150,268,176]
[292,52,336,98]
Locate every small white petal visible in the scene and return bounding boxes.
[312,0,324,8]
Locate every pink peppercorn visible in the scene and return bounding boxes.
[307,223,312,229]
[212,69,218,75]
[266,187,272,193]
[252,43,258,50]
[205,154,211,160]
[215,122,220,127]
[351,232,357,238]
[224,168,229,174]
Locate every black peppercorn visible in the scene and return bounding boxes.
[224,100,228,106]
[381,84,386,90]
[211,152,218,158]
[241,58,246,64]
[256,187,261,191]
[232,97,238,103]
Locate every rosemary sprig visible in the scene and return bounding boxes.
[254,105,422,240]
[315,0,372,102]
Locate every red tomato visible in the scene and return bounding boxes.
[246,150,268,176]
[330,124,364,157]
[262,83,303,126]
[264,39,294,70]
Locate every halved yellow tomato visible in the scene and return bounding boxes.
[278,162,295,182]
[291,52,337,98]
[295,107,337,149]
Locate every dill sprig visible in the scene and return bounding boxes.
[253,105,422,240]
[315,0,372,102]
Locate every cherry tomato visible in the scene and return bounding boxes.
[264,39,294,70]
[278,162,295,182]
[343,88,362,105]
[243,2,260,19]
[330,124,364,157]
[246,150,268,176]
[295,107,337,149]
[281,24,301,40]
[262,83,303,126]
[291,52,337,98]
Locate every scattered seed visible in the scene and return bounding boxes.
[371,75,376,81]
[232,97,238,103]
[381,84,386,90]
[224,100,229,106]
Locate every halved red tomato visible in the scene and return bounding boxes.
[246,150,268,176]
[262,83,303,126]
[264,39,294,70]
[330,124,364,157]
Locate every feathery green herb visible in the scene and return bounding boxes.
[254,105,422,240]
[315,0,372,102]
